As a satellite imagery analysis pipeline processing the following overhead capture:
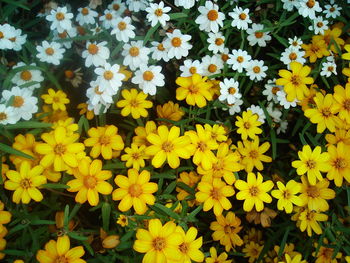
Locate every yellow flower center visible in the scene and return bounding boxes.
[13,96,24,107]
[210,187,220,200]
[88,44,99,55]
[154,8,163,16]
[253,66,261,73]
[20,178,31,189]
[221,54,229,62]
[239,13,247,20]
[130,99,140,108]
[306,185,320,198]
[55,12,65,21]
[105,13,113,20]
[179,242,189,254]
[54,143,66,155]
[329,7,335,12]
[162,141,174,152]
[94,86,103,95]
[317,22,324,28]
[249,150,259,159]
[153,237,166,251]
[53,96,60,103]
[215,38,224,46]
[229,87,236,94]
[237,56,244,63]
[81,7,89,15]
[243,122,251,129]
[272,86,280,95]
[0,32,3,38]
[0,112,7,121]
[320,247,333,258]
[255,32,263,38]
[249,186,260,196]
[129,46,140,57]
[99,135,110,145]
[113,4,120,11]
[321,108,332,117]
[157,43,165,51]
[55,255,68,263]
[306,0,315,8]
[343,99,350,110]
[20,70,32,81]
[129,184,142,197]
[58,31,67,38]
[171,37,182,47]
[45,47,55,55]
[103,70,114,80]
[188,84,199,94]
[207,10,218,21]
[197,141,207,152]
[84,176,97,188]
[290,75,301,86]
[283,190,291,199]
[118,21,127,30]
[189,67,197,74]
[306,160,316,169]
[132,152,141,160]
[143,71,154,81]
[208,64,217,73]
[289,52,297,60]
[334,158,347,169]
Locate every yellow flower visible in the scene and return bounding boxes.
[326,142,350,186]
[298,84,321,111]
[271,180,303,213]
[116,89,153,119]
[36,235,86,263]
[298,208,328,236]
[235,172,274,212]
[102,235,120,249]
[174,226,204,263]
[176,171,201,204]
[342,44,350,60]
[132,121,157,146]
[4,161,46,204]
[84,125,124,160]
[316,27,344,54]
[66,159,113,206]
[333,83,350,124]
[276,62,313,102]
[205,247,232,263]
[196,176,234,216]
[119,65,133,81]
[325,128,350,146]
[121,144,148,170]
[279,253,307,263]
[246,207,277,228]
[145,125,193,169]
[176,74,213,108]
[0,226,8,260]
[301,37,330,63]
[116,214,128,227]
[299,176,335,212]
[312,239,342,263]
[0,201,11,234]
[112,169,157,215]
[156,101,184,123]
[41,88,70,111]
[10,133,38,167]
[235,110,262,140]
[37,105,69,124]
[210,212,243,252]
[77,103,94,120]
[204,124,227,143]
[243,241,263,263]
[133,219,182,263]
[185,124,218,170]
[35,127,85,171]
[291,145,331,185]
[304,92,339,133]
[52,117,78,136]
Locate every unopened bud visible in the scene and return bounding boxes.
[102,235,120,249]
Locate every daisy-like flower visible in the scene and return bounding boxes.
[207,32,225,54]
[206,247,232,263]
[11,62,43,90]
[146,1,171,27]
[150,41,170,62]
[132,120,157,146]
[271,180,303,213]
[288,37,303,49]
[133,219,182,262]
[126,0,148,12]
[227,49,251,73]
[276,90,298,109]
[180,59,203,77]
[326,142,350,187]
[243,242,263,263]
[0,104,20,125]
[41,88,70,111]
[302,37,330,63]
[86,80,114,106]
[164,29,192,60]
[145,125,193,169]
[82,41,110,67]
[218,78,242,104]
[116,88,153,119]
[45,6,73,33]
[201,54,224,76]
[235,110,262,140]
[121,144,148,170]
[122,41,150,70]
[263,79,281,103]
[174,0,198,9]
[246,60,267,82]
[308,16,328,35]
[229,6,252,30]
[84,125,124,160]
[36,235,85,263]
[280,47,306,68]
[281,0,300,11]
[235,172,274,212]
[175,226,205,263]
[108,0,127,15]
[247,105,266,124]
[157,101,184,123]
[0,24,15,50]
[131,65,165,95]
[227,99,244,115]
[2,87,38,121]
[4,161,46,204]
[9,27,27,51]
[36,41,65,65]
[246,23,271,47]
[111,16,136,43]
[298,0,322,19]
[99,9,117,29]
[94,63,125,93]
[66,159,113,206]
[320,61,337,77]
[323,1,341,19]
[196,176,234,216]
[53,27,77,49]
[112,168,157,215]
[195,1,225,33]
[76,7,98,26]
[297,208,328,236]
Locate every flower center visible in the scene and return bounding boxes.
[179,242,189,254]
[45,47,55,55]
[130,99,140,108]
[129,184,142,197]
[153,237,166,251]
[283,190,291,199]
[229,87,236,94]
[208,64,217,73]
[306,0,315,8]
[249,150,259,159]
[81,7,89,15]
[0,32,3,38]
[58,31,67,38]
[343,99,350,110]
[54,143,66,155]
[53,96,60,102]
[162,141,174,152]
[100,135,110,145]
[103,70,114,80]
[171,37,182,47]
[94,86,103,95]
[129,46,140,57]
[143,71,154,81]
[253,66,261,73]
[84,176,97,188]
[154,8,163,16]
[237,56,244,63]
[272,86,280,94]
[189,67,197,74]
[215,38,224,46]
[88,44,99,55]
[197,141,207,152]
[105,13,113,20]
[0,112,7,121]
[20,70,32,81]
[289,52,297,60]
[65,70,74,79]
[329,7,335,12]
[290,75,301,86]
[20,178,31,189]
[254,32,263,38]
[321,108,332,117]
[210,187,220,200]
[221,54,229,62]
[207,10,218,21]
[316,22,324,28]
[306,185,320,198]
[321,247,333,258]
[118,21,127,30]
[55,12,65,21]
[224,225,233,234]
[334,158,347,169]
[306,160,316,169]
[113,4,120,11]
[132,152,141,160]
[13,96,24,107]
[249,186,260,196]
[157,43,165,51]
[243,122,251,129]
[239,13,247,20]
[327,66,334,72]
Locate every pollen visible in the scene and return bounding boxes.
[88,44,99,55]
[154,8,163,17]
[239,13,247,20]
[13,96,24,108]
[129,184,142,197]
[118,21,127,30]
[129,46,140,57]
[55,12,65,21]
[171,37,182,47]
[81,8,89,15]
[84,176,97,189]
[54,143,66,155]
[207,10,218,21]
[103,70,114,80]
[208,64,217,73]
[20,70,32,81]
[143,71,154,81]
[45,47,55,55]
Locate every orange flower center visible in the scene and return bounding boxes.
[65,70,74,79]
[208,64,217,73]
[45,47,55,55]
[20,70,32,81]
[58,32,67,38]
[197,141,207,152]
[88,44,99,55]
[254,32,263,38]
[132,152,141,160]
[129,184,142,197]
[154,8,163,16]
[237,56,244,63]
[253,66,261,73]
[306,0,315,8]
[179,242,189,254]
[188,84,199,94]
[157,43,165,51]
[143,71,154,81]
[229,87,236,94]
[207,10,218,21]
[0,112,7,121]
[54,143,66,155]
[221,54,229,62]
[343,99,350,110]
[189,67,197,74]
[13,96,24,107]
[94,86,103,95]
[84,176,97,189]
[129,46,140,57]
[321,108,332,117]
[118,21,127,30]
[55,12,65,21]
[55,255,68,263]
[271,86,280,95]
[249,150,259,159]
[81,7,89,15]
[130,99,140,108]
[239,13,247,20]
[334,158,347,169]
[210,187,220,200]
[290,75,301,86]
[306,160,316,169]
[249,186,260,196]
[243,122,251,129]
[152,237,166,251]
[105,13,113,20]
[306,185,320,198]
[329,7,335,12]
[99,135,110,145]
[113,4,120,11]
[283,190,291,199]
[104,70,114,80]
[20,178,31,189]
[161,141,174,152]
[171,37,182,47]
[289,52,297,60]
[316,22,323,28]
[215,38,224,46]
[0,32,3,38]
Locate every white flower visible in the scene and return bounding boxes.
[280,47,306,68]
[288,37,303,49]
[277,120,288,134]
[226,49,251,73]
[308,16,328,35]
[246,23,271,47]
[276,90,298,109]
[218,78,242,104]
[219,47,230,64]
[146,1,171,27]
[0,24,15,50]
[201,55,224,76]
[132,65,165,95]
[179,59,203,77]
[111,16,136,43]
[246,60,267,82]
[53,27,77,49]
[150,41,170,62]
[323,2,341,19]
[174,0,198,9]
[281,0,301,11]
[247,105,266,124]
[100,10,118,29]
[266,103,282,122]
[87,100,111,115]
[2,87,38,121]
[228,6,252,30]
[76,7,98,26]
[207,32,225,54]
[122,41,150,70]
[0,104,19,125]
[82,41,110,67]
[86,80,114,105]
[108,0,127,15]
[227,98,243,115]
[45,6,73,33]
[263,79,282,103]
[195,1,225,33]
[10,27,27,51]
[36,41,65,65]
[126,0,148,12]
[298,0,322,20]
[94,63,124,94]
[320,61,337,77]
[164,29,192,60]
[12,62,44,90]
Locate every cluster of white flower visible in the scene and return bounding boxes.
[0,24,27,51]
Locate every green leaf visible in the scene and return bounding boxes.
[169,12,188,20]
[30,219,56,225]
[143,23,160,45]
[0,0,29,10]
[278,226,291,258]
[0,142,34,160]
[68,231,88,241]
[64,205,70,230]
[152,203,180,220]
[102,202,111,231]
[1,249,26,256]
[4,121,52,130]
[42,183,69,189]
[186,204,203,222]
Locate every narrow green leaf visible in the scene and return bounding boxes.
[278,226,291,258]
[63,205,70,230]
[0,142,34,160]
[143,23,160,45]
[169,12,187,20]
[42,183,69,189]
[102,202,111,231]
[4,121,52,130]
[0,0,29,10]
[30,219,55,225]
[68,231,88,241]
[152,203,180,220]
